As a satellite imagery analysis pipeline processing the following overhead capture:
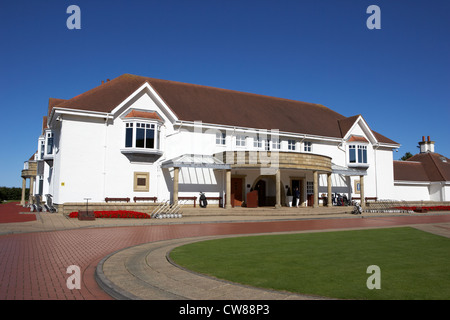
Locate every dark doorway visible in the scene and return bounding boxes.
[231,177,243,207]
[255,180,266,207]
[291,179,301,207]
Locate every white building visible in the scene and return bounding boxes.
[22,74,410,209]
[393,136,450,202]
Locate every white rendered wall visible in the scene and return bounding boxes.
[393,183,430,201]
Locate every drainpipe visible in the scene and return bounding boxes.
[373,143,379,200]
[102,114,112,200]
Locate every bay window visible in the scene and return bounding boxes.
[123,121,160,152]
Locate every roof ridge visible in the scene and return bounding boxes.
[128,73,342,113]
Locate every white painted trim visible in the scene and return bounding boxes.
[110,82,179,123]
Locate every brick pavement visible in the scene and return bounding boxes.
[0,202,36,223]
[1,207,450,300]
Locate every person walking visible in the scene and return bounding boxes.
[293,187,300,208]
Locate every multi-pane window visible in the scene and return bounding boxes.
[272,138,280,150]
[304,141,312,152]
[349,144,367,164]
[216,132,226,145]
[358,145,367,163]
[288,139,296,151]
[349,145,356,163]
[253,136,262,148]
[125,122,158,149]
[125,123,133,147]
[307,181,314,195]
[236,135,246,147]
[46,132,54,155]
[40,140,45,159]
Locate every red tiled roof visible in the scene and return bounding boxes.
[394,152,450,182]
[42,116,48,133]
[347,135,369,143]
[393,161,429,181]
[48,74,398,144]
[124,110,162,121]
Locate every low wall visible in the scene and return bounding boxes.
[366,200,450,207]
[365,200,450,212]
[58,200,222,215]
[59,202,161,216]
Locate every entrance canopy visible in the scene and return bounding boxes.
[332,163,367,176]
[161,154,231,169]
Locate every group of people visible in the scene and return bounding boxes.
[292,187,301,207]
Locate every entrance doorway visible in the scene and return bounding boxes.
[253,176,282,207]
[231,177,243,207]
[291,179,300,207]
[255,180,266,207]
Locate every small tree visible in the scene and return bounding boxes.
[400,152,413,161]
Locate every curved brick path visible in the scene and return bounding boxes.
[1,213,450,300]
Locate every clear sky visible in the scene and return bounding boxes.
[1,0,449,188]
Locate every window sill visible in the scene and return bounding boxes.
[348,162,369,168]
[121,148,163,155]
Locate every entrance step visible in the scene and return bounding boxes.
[181,206,352,217]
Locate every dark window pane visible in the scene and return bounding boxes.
[136,128,145,148]
[349,148,356,163]
[146,129,154,149]
[47,137,53,154]
[125,128,133,147]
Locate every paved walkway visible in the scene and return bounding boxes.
[1,203,450,300]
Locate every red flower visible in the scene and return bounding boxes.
[68,210,150,219]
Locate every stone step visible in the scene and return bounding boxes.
[180,206,352,216]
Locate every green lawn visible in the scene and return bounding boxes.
[170,227,450,300]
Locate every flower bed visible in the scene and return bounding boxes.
[394,206,450,212]
[68,210,151,219]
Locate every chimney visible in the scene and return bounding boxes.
[419,136,435,153]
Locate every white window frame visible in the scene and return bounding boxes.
[304,141,312,152]
[216,132,226,146]
[46,131,54,155]
[253,135,263,149]
[288,139,296,151]
[124,120,160,150]
[271,138,280,150]
[236,135,247,147]
[348,143,368,166]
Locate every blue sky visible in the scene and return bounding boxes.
[1,0,449,188]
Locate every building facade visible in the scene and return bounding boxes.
[23,74,407,209]
[393,136,450,202]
